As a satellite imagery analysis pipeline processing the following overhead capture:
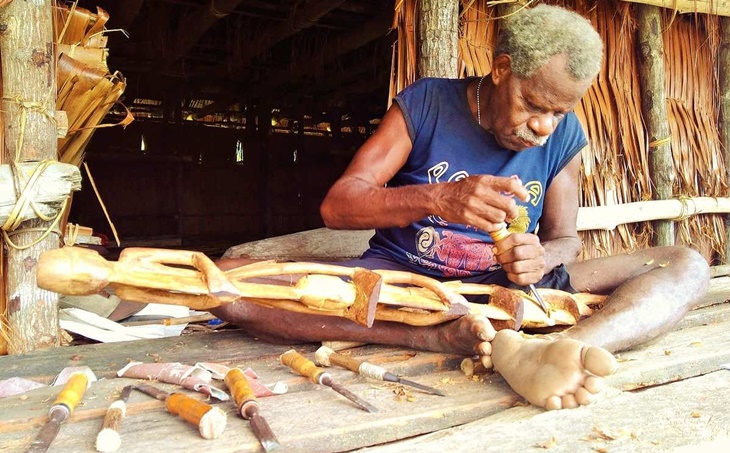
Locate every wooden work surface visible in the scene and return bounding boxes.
[2,279,730,452]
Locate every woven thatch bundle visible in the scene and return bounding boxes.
[53,1,132,167]
[390,0,728,262]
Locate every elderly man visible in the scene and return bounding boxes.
[213,4,709,410]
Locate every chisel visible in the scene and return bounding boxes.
[280,349,379,413]
[133,383,227,439]
[95,385,133,453]
[224,368,282,452]
[314,346,446,396]
[489,223,549,313]
[27,371,90,453]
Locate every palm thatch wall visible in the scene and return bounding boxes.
[391,0,728,262]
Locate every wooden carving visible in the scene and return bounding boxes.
[37,246,606,330]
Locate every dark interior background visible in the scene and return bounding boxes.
[68,0,395,255]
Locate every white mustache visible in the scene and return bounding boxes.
[515,128,549,147]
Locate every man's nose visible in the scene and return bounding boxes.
[528,113,557,137]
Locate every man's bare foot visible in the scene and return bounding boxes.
[427,314,496,368]
[491,329,617,410]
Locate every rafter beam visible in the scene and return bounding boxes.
[171,0,245,66]
[234,0,346,68]
[253,7,393,98]
[113,0,145,30]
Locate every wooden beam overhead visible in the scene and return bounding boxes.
[113,0,145,30]
[253,7,393,97]
[235,0,347,68]
[172,0,246,65]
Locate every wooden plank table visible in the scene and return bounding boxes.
[1,290,730,452]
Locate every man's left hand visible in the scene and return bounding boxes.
[493,233,546,286]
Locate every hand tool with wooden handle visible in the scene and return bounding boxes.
[314,346,446,396]
[27,372,90,453]
[489,223,549,314]
[280,349,379,413]
[95,385,133,453]
[224,368,282,452]
[133,384,227,439]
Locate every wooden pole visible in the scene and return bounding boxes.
[418,0,459,78]
[0,43,5,355]
[719,17,730,263]
[0,0,60,353]
[636,5,675,246]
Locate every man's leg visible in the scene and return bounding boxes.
[491,246,710,410]
[211,257,496,359]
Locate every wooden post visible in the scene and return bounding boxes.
[720,17,730,263]
[418,0,459,78]
[0,0,60,353]
[636,5,675,246]
[0,50,5,355]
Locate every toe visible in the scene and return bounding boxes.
[575,387,593,406]
[474,316,496,341]
[545,395,562,411]
[584,376,604,394]
[480,355,493,370]
[561,394,578,409]
[475,341,492,356]
[582,346,618,376]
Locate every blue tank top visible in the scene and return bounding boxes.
[363,77,587,279]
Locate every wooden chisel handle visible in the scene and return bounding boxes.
[315,346,362,373]
[224,368,258,418]
[281,349,326,384]
[52,372,89,414]
[166,393,227,440]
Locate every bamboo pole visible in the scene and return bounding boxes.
[0,0,61,353]
[720,17,730,263]
[418,0,459,78]
[636,4,675,246]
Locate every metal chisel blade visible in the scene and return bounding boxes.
[249,412,282,452]
[396,377,446,397]
[528,284,549,313]
[27,412,63,453]
[323,378,379,413]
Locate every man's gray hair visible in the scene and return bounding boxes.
[495,4,603,81]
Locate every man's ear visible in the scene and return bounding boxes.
[491,54,512,85]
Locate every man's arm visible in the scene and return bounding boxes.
[493,152,582,285]
[321,103,529,231]
[537,152,583,271]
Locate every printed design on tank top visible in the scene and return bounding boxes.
[410,162,543,276]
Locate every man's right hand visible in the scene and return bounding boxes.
[432,175,530,232]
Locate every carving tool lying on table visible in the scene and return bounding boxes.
[281,349,379,413]
[95,385,133,453]
[133,383,227,439]
[225,368,282,452]
[27,368,95,453]
[315,346,446,396]
[489,222,549,313]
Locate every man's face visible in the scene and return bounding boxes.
[489,53,593,151]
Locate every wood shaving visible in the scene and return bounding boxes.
[534,436,558,448]
[592,426,633,440]
[689,341,703,347]
[691,411,701,418]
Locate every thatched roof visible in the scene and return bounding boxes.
[73,0,395,124]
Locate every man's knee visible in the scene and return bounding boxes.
[659,245,710,281]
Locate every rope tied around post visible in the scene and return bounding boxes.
[671,195,696,222]
[1,160,69,251]
[1,94,70,250]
